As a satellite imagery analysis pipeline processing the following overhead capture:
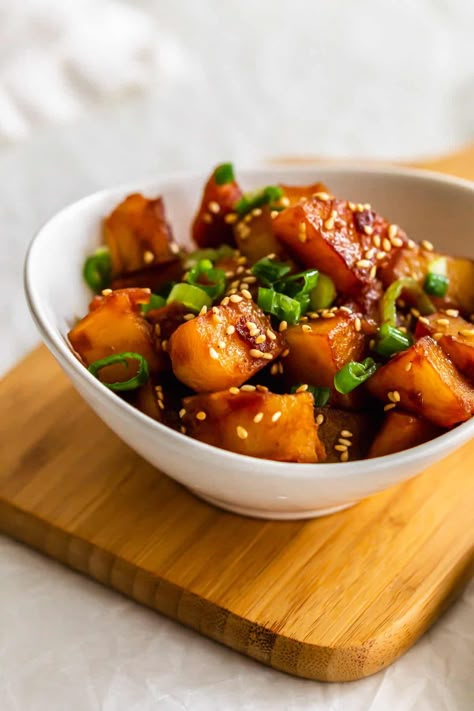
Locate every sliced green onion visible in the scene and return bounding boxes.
[167,283,212,312]
[309,273,336,310]
[83,247,111,293]
[424,272,449,297]
[141,294,166,314]
[334,357,378,394]
[290,384,331,406]
[214,162,235,185]
[186,260,226,299]
[257,287,301,324]
[88,352,149,391]
[184,245,235,268]
[276,269,319,299]
[251,257,291,286]
[382,277,435,326]
[234,185,284,217]
[374,323,413,357]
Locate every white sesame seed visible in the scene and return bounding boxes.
[298,222,307,242]
[249,349,264,358]
[229,386,240,394]
[436,318,449,326]
[446,309,459,317]
[407,239,417,249]
[271,210,279,218]
[280,196,290,207]
[230,294,243,303]
[208,200,220,214]
[391,236,404,247]
[356,259,372,268]
[253,412,264,423]
[241,289,253,300]
[324,217,335,230]
[270,363,279,375]
[281,348,290,357]
[421,239,434,251]
[322,312,335,319]
[179,408,186,418]
[236,265,245,274]
[226,325,236,336]
[354,317,362,332]
[314,191,331,201]
[199,305,208,316]
[279,321,288,332]
[255,334,266,344]
[261,352,273,360]
[334,444,348,452]
[372,234,381,248]
[388,224,398,239]
[242,275,257,283]
[295,384,309,393]
[316,414,325,425]
[384,403,397,411]
[338,438,352,447]
[302,324,312,333]
[143,250,154,264]
[405,361,413,371]
[161,340,168,352]
[418,316,429,325]
[241,384,256,392]
[183,313,195,321]
[209,347,219,359]
[101,288,112,296]
[369,265,377,279]
[170,242,180,254]
[218,340,226,349]
[236,426,248,439]
[382,238,392,252]
[340,429,353,438]
[432,332,443,341]
[196,411,207,421]
[180,426,186,434]
[272,411,282,422]
[364,225,373,235]
[252,207,262,217]
[340,451,349,462]
[157,400,165,410]
[266,329,277,341]
[460,329,474,338]
[224,212,237,224]
[202,213,212,224]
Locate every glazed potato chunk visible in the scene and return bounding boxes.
[169,296,284,391]
[314,408,377,462]
[273,197,407,295]
[368,411,441,458]
[68,289,160,382]
[367,336,474,427]
[279,181,329,207]
[182,390,325,462]
[110,257,183,292]
[283,310,367,407]
[104,194,177,277]
[192,166,242,248]
[415,312,474,381]
[233,206,284,263]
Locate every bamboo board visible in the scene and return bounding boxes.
[1,149,473,682]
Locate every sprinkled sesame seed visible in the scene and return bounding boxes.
[271,210,279,218]
[236,266,245,275]
[340,451,349,462]
[295,384,309,393]
[253,412,264,423]
[432,332,443,341]
[224,325,235,337]
[170,242,180,254]
[410,308,420,318]
[157,400,165,411]
[229,294,242,303]
[242,275,257,283]
[354,317,362,332]
[315,191,331,201]
[225,271,235,278]
[266,329,277,341]
[246,321,257,330]
[179,408,186,418]
[262,352,273,360]
[324,217,335,230]
[338,438,352,447]
[382,238,392,252]
[217,340,226,349]
[255,334,266,344]
[101,288,112,296]
[356,259,372,268]
[298,222,307,242]
[180,426,186,434]
[418,316,429,325]
[407,239,417,249]
[270,363,279,375]
[230,280,240,289]
[279,321,288,332]
[202,213,212,224]
[436,318,449,326]
[364,225,373,236]
[199,305,208,317]
[161,340,169,352]
[369,265,377,279]
[363,203,371,210]
[322,312,335,319]
[369,338,375,349]
[281,348,290,357]
[280,196,290,207]
[143,250,154,264]
[384,403,397,411]
[460,329,474,338]
[446,309,459,317]
[229,386,240,394]
[241,289,252,300]
[224,212,237,224]
[221,297,230,307]
[241,384,256,392]
[252,207,263,217]
[208,200,220,214]
[209,347,219,359]
[421,239,434,251]
[236,426,248,439]
[391,236,404,247]
[388,224,398,239]
[272,411,282,422]
[302,324,312,333]
[372,234,381,248]
[196,411,207,421]
[340,429,353,438]
[237,256,247,265]
[236,223,250,239]
[405,362,413,372]
[249,349,264,358]
[316,414,325,425]
[334,444,348,452]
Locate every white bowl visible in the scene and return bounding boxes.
[24,166,474,519]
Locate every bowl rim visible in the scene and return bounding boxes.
[24,163,474,479]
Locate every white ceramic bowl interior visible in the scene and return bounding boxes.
[25,166,474,519]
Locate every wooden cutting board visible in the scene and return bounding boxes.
[1,149,474,682]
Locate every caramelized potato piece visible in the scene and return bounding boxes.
[367,336,474,427]
[283,310,367,408]
[274,198,407,295]
[110,257,183,292]
[182,390,324,462]
[233,206,284,264]
[279,181,329,207]
[133,379,164,422]
[169,296,284,392]
[68,290,161,382]
[368,411,441,458]
[104,194,177,277]
[415,312,474,381]
[192,166,242,248]
[314,408,378,462]
[381,248,474,314]
[89,287,151,312]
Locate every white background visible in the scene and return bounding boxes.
[0,1,473,708]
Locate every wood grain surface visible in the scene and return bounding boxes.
[1,148,473,682]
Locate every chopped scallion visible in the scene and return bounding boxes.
[141,294,166,314]
[83,247,111,293]
[374,323,413,357]
[167,283,212,312]
[334,357,377,394]
[276,269,319,299]
[186,260,226,299]
[214,162,235,185]
[423,272,449,298]
[382,277,435,326]
[251,257,291,286]
[88,352,149,391]
[309,273,336,310]
[257,287,301,324]
[234,185,284,217]
[290,384,331,406]
[184,245,235,268]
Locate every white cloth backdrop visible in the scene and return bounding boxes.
[0,1,473,709]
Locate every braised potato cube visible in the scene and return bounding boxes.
[279,181,330,207]
[367,336,474,427]
[169,296,284,392]
[273,198,408,295]
[68,290,161,382]
[381,248,474,314]
[233,206,284,264]
[182,390,325,462]
[89,287,151,312]
[110,257,183,292]
[415,312,474,381]
[368,411,441,458]
[313,408,378,462]
[192,166,242,248]
[133,380,164,422]
[104,194,177,277]
[283,310,367,408]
